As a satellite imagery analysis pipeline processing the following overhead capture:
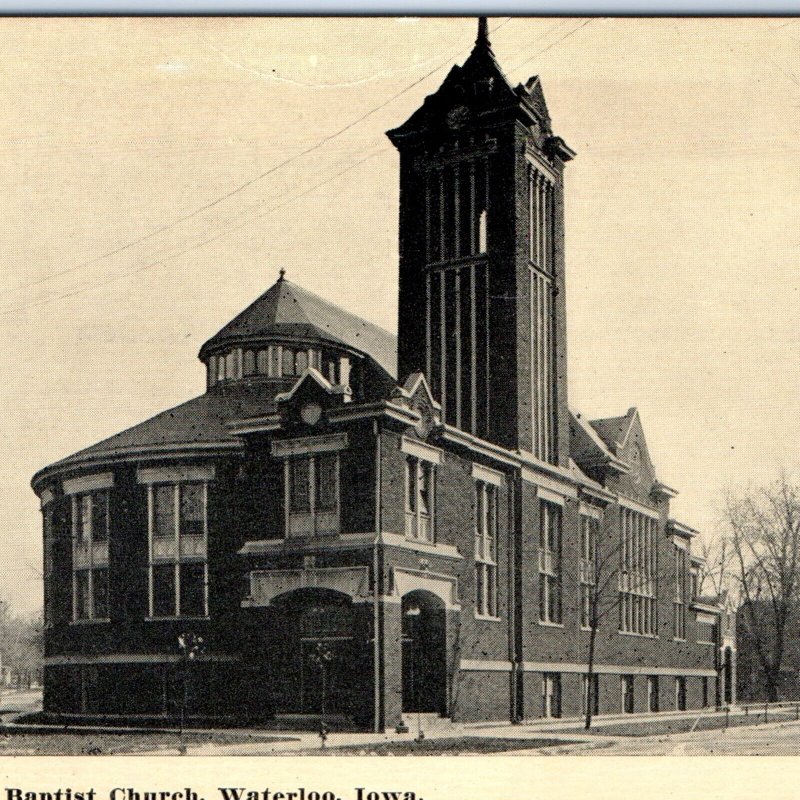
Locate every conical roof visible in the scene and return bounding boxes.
[199,276,397,379]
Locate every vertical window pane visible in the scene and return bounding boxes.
[217,355,225,382]
[539,579,546,621]
[290,458,311,513]
[243,350,256,376]
[282,348,295,376]
[419,463,431,516]
[478,210,488,253]
[488,486,497,560]
[295,350,308,374]
[180,563,206,617]
[154,485,175,539]
[78,494,92,543]
[475,483,485,542]
[179,484,204,538]
[539,502,547,549]
[153,564,176,617]
[315,455,337,512]
[76,570,90,619]
[406,459,417,513]
[92,491,108,542]
[476,564,485,615]
[271,346,282,377]
[488,565,497,616]
[225,351,237,380]
[93,568,109,618]
[208,356,217,387]
[257,349,270,375]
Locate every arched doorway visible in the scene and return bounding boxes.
[724,647,733,704]
[401,590,447,716]
[269,588,356,716]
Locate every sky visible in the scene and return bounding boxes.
[0,17,798,617]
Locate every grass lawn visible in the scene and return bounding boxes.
[565,710,797,738]
[296,736,577,756]
[0,730,299,756]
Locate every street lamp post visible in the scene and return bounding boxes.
[177,632,204,753]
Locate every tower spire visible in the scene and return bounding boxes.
[476,16,490,49]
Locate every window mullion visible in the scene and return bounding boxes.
[416,461,422,537]
[309,456,317,535]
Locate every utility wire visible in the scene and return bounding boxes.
[10,17,513,296]
[3,17,592,318]
[509,18,599,75]
[1,149,389,317]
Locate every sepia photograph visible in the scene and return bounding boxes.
[0,14,799,758]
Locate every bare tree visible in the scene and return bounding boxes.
[0,603,44,688]
[578,531,622,730]
[696,533,733,597]
[567,512,682,730]
[722,474,800,702]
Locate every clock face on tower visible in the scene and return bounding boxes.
[446,104,470,129]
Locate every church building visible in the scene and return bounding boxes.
[31,19,732,729]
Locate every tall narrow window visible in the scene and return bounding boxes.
[580,512,599,629]
[282,348,296,377]
[478,210,488,254]
[289,458,311,513]
[538,500,562,624]
[530,268,556,463]
[405,457,435,543]
[243,350,256,376]
[285,452,341,537]
[542,673,561,718]
[675,676,687,711]
[622,675,635,714]
[148,482,208,619]
[474,480,499,618]
[618,508,657,636]
[72,490,110,621]
[648,676,660,712]
[673,544,687,639]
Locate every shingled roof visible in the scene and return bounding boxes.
[30,387,280,486]
[199,277,397,379]
[589,407,639,454]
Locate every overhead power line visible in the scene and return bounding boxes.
[3,17,596,319]
[1,148,389,317]
[10,17,513,296]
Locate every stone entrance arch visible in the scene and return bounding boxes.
[401,589,447,716]
[268,587,357,717]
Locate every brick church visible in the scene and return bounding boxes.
[32,19,734,729]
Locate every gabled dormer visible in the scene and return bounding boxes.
[589,407,677,509]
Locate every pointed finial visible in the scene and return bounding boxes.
[476,16,490,48]
[278,268,286,281]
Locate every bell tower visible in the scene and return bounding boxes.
[387,18,575,465]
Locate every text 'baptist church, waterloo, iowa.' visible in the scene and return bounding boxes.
[30,18,735,732]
